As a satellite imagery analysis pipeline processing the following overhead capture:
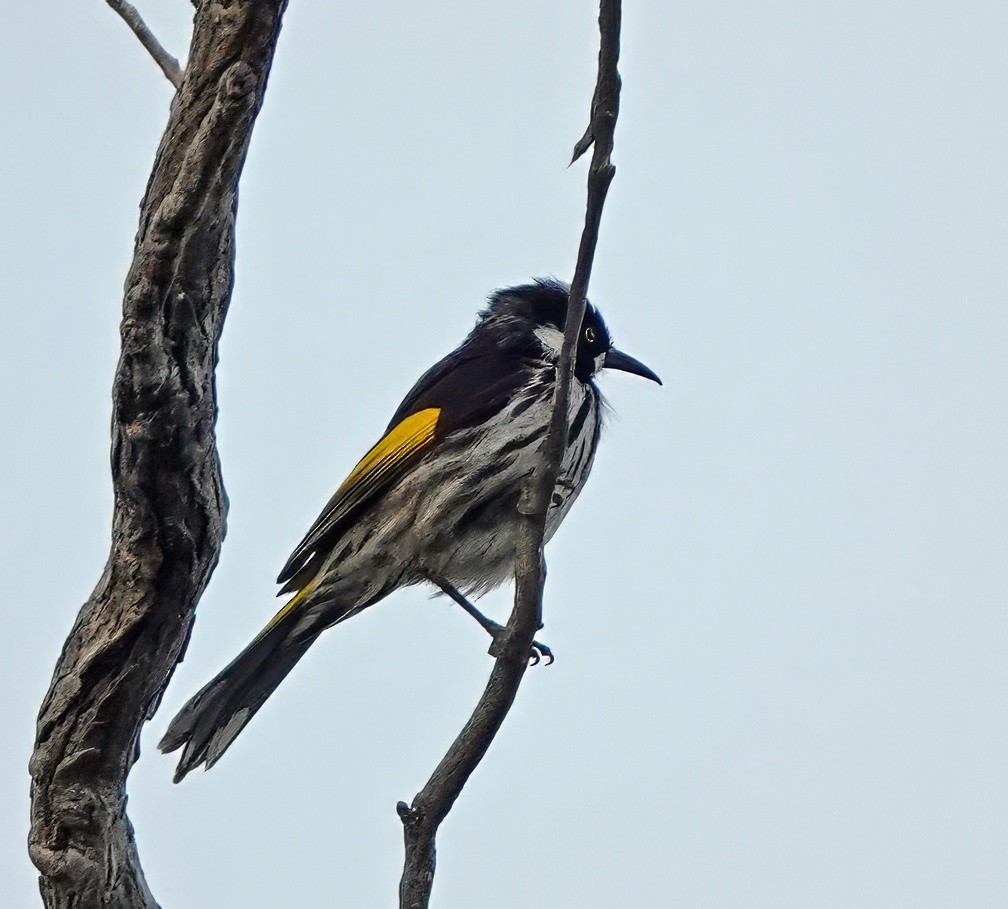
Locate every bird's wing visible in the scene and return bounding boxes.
[277,337,529,592]
[388,336,531,436]
[276,407,440,591]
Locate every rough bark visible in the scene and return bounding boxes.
[397,3,623,906]
[28,3,288,907]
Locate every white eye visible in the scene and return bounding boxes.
[584,326,596,343]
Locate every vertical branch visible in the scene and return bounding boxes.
[397,3,623,906]
[28,3,288,908]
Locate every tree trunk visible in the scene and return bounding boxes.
[28,3,288,906]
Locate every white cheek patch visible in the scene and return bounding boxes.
[534,325,566,359]
[594,351,606,374]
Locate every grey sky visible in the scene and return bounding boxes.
[3,1,1007,906]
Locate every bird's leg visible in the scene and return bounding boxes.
[423,572,554,666]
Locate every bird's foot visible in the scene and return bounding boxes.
[528,638,554,666]
[485,620,554,666]
[424,571,554,665]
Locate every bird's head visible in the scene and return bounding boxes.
[478,278,661,385]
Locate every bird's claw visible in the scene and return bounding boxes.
[529,640,554,666]
[487,626,555,666]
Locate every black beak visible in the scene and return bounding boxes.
[603,347,662,385]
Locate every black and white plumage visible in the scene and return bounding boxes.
[159,278,660,781]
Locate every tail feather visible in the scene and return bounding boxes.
[159,610,313,783]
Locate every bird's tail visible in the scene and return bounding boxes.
[159,599,315,783]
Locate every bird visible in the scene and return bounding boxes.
[159,278,661,782]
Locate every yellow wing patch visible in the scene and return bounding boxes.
[337,407,441,497]
[274,406,442,595]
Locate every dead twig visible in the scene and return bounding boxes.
[106,0,183,89]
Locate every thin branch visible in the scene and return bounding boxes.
[106,0,184,89]
[397,3,623,906]
[28,4,288,907]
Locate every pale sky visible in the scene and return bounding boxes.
[2,2,1007,906]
